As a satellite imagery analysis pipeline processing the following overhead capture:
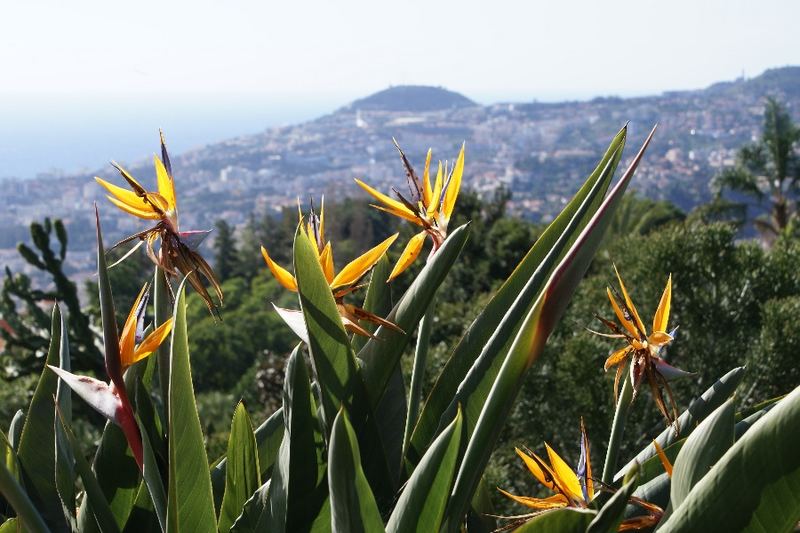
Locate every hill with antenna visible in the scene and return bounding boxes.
[346,85,477,112]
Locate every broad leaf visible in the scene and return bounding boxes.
[263,347,326,532]
[660,384,800,532]
[670,398,734,508]
[443,128,655,530]
[166,280,217,532]
[138,417,167,532]
[328,409,384,533]
[218,402,261,533]
[230,480,270,532]
[357,223,470,409]
[587,477,638,533]
[514,508,596,532]
[411,127,627,458]
[614,366,745,482]
[0,457,49,533]
[294,227,359,433]
[387,407,462,533]
[53,304,76,530]
[16,306,66,530]
[212,407,284,512]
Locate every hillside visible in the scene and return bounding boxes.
[2,66,800,278]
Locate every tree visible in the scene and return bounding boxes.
[712,97,800,244]
[212,219,238,281]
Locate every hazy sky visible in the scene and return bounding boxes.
[3,0,798,103]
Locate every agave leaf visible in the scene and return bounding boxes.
[614,366,745,482]
[218,402,261,533]
[357,222,470,409]
[660,385,800,532]
[670,398,734,509]
[166,279,217,532]
[387,407,463,533]
[442,128,655,530]
[15,305,67,529]
[328,409,384,533]
[410,127,627,458]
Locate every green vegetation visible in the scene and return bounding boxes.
[1,100,799,531]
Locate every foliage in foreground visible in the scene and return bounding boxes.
[1,126,799,533]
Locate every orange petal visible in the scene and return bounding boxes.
[614,265,646,336]
[648,331,673,347]
[355,178,417,219]
[330,233,398,289]
[607,287,639,338]
[119,284,149,367]
[604,346,631,371]
[428,161,444,218]
[497,488,568,510]
[319,242,335,284]
[261,246,298,291]
[154,156,177,213]
[388,231,427,281]
[105,196,163,220]
[515,448,556,491]
[130,318,173,368]
[372,204,424,226]
[422,148,433,207]
[95,177,154,212]
[652,274,672,334]
[545,443,584,502]
[441,143,465,221]
[653,440,673,477]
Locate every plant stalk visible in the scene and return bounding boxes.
[402,296,436,459]
[602,372,634,484]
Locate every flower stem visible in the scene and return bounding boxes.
[602,373,634,484]
[154,267,171,410]
[402,296,436,458]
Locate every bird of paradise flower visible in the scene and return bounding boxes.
[355,140,465,280]
[50,282,172,469]
[594,267,693,429]
[497,420,664,531]
[261,199,402,339]
[94,131,223,314]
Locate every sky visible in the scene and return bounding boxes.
[1,0,798,178]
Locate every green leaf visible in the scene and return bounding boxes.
[0,518,18,533]
[16,305,66,529]
[411,126,627,458]
[154,267,172,409]
[230,480,270,532]
[443,129,655,530]
[660,384,800,532]
[138,417,167,532]
[56,412,121,533]
[328,409,384,533]
[166,279,217,533]
[294,227,360,434]
[0,457,49,533]
[587,477,638,533]
[387,407,462,533]
[670,398,734,509]
[357,222,470,410]
[218,403,261,533]
[359,257,405,487]
[212,407,284,512]
[263,346,327,532]
[53,304,76,529]
[8,410,24,453]
[513,508,596,532]
[614,366,746,482]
